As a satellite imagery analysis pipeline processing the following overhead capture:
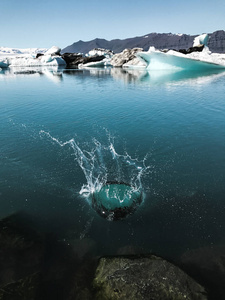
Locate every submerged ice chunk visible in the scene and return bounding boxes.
[92,182,143,221]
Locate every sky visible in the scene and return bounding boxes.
[0,0,225,49]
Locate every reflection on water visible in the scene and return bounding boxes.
[2,65,225,86]
[0,66,64,83]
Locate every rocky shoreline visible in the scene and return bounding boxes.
[1,212,225,300]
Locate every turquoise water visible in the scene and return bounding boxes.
[1,67,225,259]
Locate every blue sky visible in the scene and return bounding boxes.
[1,0,225,49]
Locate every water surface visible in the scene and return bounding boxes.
[1,66,225,259]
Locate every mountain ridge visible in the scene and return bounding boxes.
[62,30,225,54]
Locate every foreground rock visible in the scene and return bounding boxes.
[0,212,82,300]
[0,213,44,285]
[110,48,146,67]
[93,255,207,300]
[180,245,225,300]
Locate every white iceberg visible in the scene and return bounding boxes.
[44,46,61,56]
[9,55,66,67]
[1,46,66,67]
[136,34,225,71]
[193,33,209,47]
[86,48,113,58]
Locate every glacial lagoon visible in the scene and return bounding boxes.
[1,66,225,261]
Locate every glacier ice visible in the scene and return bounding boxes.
[136,34,225,71]
[44,46,61,56]
[0,46,66,68]
[9,55,66,67]
[193,33,209,47]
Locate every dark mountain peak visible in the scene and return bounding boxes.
[62,30,225,54]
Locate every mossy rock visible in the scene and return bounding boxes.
[93,255,207,300]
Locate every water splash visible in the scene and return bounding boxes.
[39,130,150,206]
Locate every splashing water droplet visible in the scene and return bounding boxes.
[39,130,150,220]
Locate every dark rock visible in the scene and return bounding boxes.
[187,45,205,53]
[180,245,225,300]
[61,53,106,68]
[83,55,106,64]
[0,213,79,300]
[93,255,207,300]
[61,53,83,66]
[68,258,98,300]
[0,213,44,285]
[177,48,188,54]
[178,45,204,54]
[36,53,44,58]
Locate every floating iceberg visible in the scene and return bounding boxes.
[0,46,66,68]
[44,46,61,56]
[137,34,225,71]
[193,33,209,47]
[0,58,9,68]
[9,55,66,67]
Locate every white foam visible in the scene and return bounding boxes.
[39,131,150,201]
